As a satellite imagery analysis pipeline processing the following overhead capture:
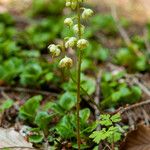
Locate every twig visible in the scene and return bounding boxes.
[110,4,131,45]
[133,78,150,97]
[43,140,49,150]
[143,28,150,54]
[69,75,101,111]
[1,91,11,100]
[0,86,57,96]
[94,70,101,126]
[111,4,145,58]
[119,99,150,114]
[0,147,37,150]
[95,70,102,150]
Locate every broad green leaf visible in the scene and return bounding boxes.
[19,95,42,122]
[34,111,53,130]
[0,99,14,112]
[81,75,96,95]
[80,108,90,123]
[29,134,44,143]
[59,92,76,111]
[55,115,75,139]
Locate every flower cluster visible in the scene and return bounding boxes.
[48,0,93,69]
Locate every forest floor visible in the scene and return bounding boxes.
[0,0,150,150]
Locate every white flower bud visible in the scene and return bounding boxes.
[59,56,73,68]
[66,2,71,7]
[73,24,85,35]
[64,18,73,27]
[65,37,77,48]
[82,8,94,19]
[77,39,88,49]
[71,2,77,10]
[48,44,61,57]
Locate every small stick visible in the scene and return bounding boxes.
[0,86,57,96]
[110,4,131,45]
[143,28,150,54]
[1,91,11,100]
[94,70,102,149]
[94,70,102,127]
[133,78,150,97]
[0,147,37,150]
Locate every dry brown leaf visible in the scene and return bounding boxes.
[0,127,35,150]
[120,125,150,150]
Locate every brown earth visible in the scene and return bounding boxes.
[89,0,150,23]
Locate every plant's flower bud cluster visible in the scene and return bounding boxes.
[77,39,88,49]
[65,0,77,9]
[64,18,73,27]
[59,56,73,68]
[65,37,77,48]
[48,0,93,70]
[73,24,85,35]
[48,44,61,57]
[82,8,94,19]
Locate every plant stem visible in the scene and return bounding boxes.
[69,74,101,111]
[76,0,82,149]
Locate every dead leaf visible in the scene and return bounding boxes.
[120,125,150,150]
[0,127,35,150]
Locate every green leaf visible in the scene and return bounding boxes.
[0,99,14,112]
[107,126,121,143]
[59,92,76,111]
[111,114,121,123]
[55,115,75,139]
[119,86,131,97]
[80,108,90,123]
[81,74,96,95]
[102,72,112,82]
[35,111,53,130]
[19,95,42,122]
[72,143,90,149]
[90,129,107,144]
[44,72,54,81]
[136,56,147,71]
[20,62,43,86]
[111,92,121,102]
[131,86,142,99]
[29,134,44,143]
[100,114,112,126]
[97,48,109,61]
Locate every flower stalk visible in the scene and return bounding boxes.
[76,0,82,149]
[48,0,94,149]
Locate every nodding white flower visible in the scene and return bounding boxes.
[71,2,77,10]
[73,24,85,35]
[48,44,61,57]
[82,8,94,19]
[59,56,73,68]
[65,37,77,48]
[64,18,73,27]
[66,2,71,7]
[77,39,89,49]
